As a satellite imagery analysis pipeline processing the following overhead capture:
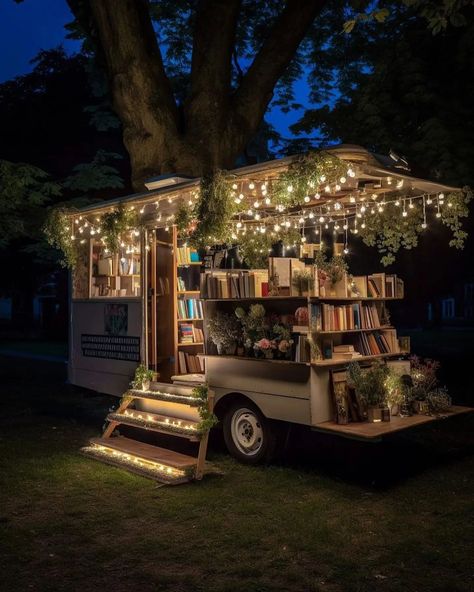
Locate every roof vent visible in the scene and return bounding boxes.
[144,174,192,191]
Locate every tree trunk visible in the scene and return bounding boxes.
[68,0,327,189]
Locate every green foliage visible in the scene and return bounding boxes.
[291,269,314,294]
[63,150,124,192]
[131,364,154,389]
[189,171,237,247]
[101,204,139,253]
[43,208,77,268]
[207,311,240,348]
[192,385,219,433]
[357,192,472,266]
[0,160,61,248]
[347,361,390,407]
[271,152,348,207]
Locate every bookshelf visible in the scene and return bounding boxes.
[90,238,141,298]
[173,227,205,376]
[201,266,408,368]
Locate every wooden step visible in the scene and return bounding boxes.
[90,436,198,469]
[81,445,190,485]
[81,436,199,484]
[106,410,202,441]
[128,388,200,407]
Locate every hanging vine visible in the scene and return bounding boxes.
[358,188,472,266]
[182,171,238,247]
[271,151,349,207]
[43,208,77,268]
[101,204,139,253]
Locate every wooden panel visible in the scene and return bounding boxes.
[313,406,473,440]
[90,436,197,469]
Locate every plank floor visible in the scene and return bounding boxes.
[313,405,473,440]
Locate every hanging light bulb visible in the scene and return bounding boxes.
[254,200,260,208]
[236,221,242,229]
[304,195,310,203]
[339,176,346,184]
[232,183,238,190]
[274,224,281,231]
[265,197,271,205]
[347,168,355,178]
[314,192,321,200]
[319,216,325,223]
[287,185,293,193]
[320,175,326,183]
[324,185,331,193]
[335,184,341,192]
[249,182,255,190]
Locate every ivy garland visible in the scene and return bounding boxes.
[192,384,219,433]
[101,203,139,253]
[43,208,77,268]
[238,226,303,268]
[358,189,472,266]
[177,171,238,248]
[271,151,348,207]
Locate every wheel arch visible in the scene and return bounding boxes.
[213,391,263,423]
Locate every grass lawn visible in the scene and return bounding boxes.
[1,356,474,592]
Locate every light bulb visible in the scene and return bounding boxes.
[232,183,238,190]
[287,185,293,193]
[324,185,331,193]
[249,182,255,190]
[265,197,271,205]
[340,176,346,184]
[304,196,310,203]
[254,201,260,208]
[314,193,321,200]
[402,211,408,217]
[319,216,325,223]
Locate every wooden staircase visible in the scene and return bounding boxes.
[81,382,214,485]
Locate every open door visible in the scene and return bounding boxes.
[148,228,176,382]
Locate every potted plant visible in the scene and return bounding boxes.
[207,311,240,355]
[348,361,390,423]
[410,356,441,414]
[385,370,404,416]
[291,269,314,296]
[131,363,154,391]
[427,388,451,414]
[235,304,267,356]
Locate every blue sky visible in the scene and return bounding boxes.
[0,0,308,138]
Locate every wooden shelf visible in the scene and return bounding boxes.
[178,290,201,295]
[313,406,473,441]
[312,352,408,367]
[204,354,309,365]
[316,326,392,335]
[177,317,203,322]
[178,342,205,347]
[202,296,308,302]
[177,262,202,267]
[311,296,402,302]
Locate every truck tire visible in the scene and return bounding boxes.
[222,400,278,464]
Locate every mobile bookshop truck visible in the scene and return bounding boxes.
[66,145,471,483]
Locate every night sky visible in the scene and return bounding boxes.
[0,0,308,138]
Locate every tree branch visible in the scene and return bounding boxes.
[232,0,327,137]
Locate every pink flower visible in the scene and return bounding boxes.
[256,338,272,350]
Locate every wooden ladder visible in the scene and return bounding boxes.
[81,382,215,485]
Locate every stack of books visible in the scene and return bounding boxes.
[332,344,363,361]
[176,246,200,265]
[177,298,203,319]
[178,323,204,344]
[200,269,269,298]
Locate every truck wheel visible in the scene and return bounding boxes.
[223,401,277,464]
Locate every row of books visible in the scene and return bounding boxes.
[177,351,204,374]
[320,302,382,332]
[295,335,310,363]
[177,298,203,320]
[178,323,204,344]
[355,329,400,356]
[176,246,200,265]
[200,269,269,299]
[352,273,404,299]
